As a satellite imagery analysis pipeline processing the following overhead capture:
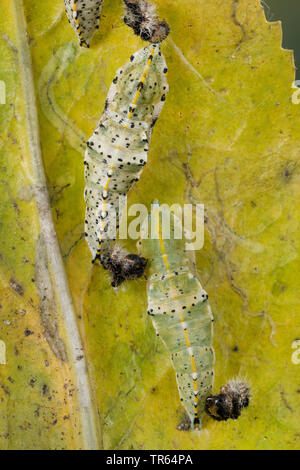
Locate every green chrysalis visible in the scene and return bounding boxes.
[139,202,215,430]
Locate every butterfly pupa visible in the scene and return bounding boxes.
[138,202,215,430]
[84,46,169,284]
[64,0,104,48]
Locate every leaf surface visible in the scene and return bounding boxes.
[0,0,299,450]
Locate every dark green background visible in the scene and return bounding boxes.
[263,0,300,80]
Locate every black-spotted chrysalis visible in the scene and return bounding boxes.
[138,202,215,430]
[84,44,169,284]
[64,0,104,48]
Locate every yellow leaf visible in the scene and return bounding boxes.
[1,0,299,450]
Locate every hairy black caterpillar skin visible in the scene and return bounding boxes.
[64,0,104,47]
[205,379,250,421]
[123,0,170,43]
[101,245,147,287]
